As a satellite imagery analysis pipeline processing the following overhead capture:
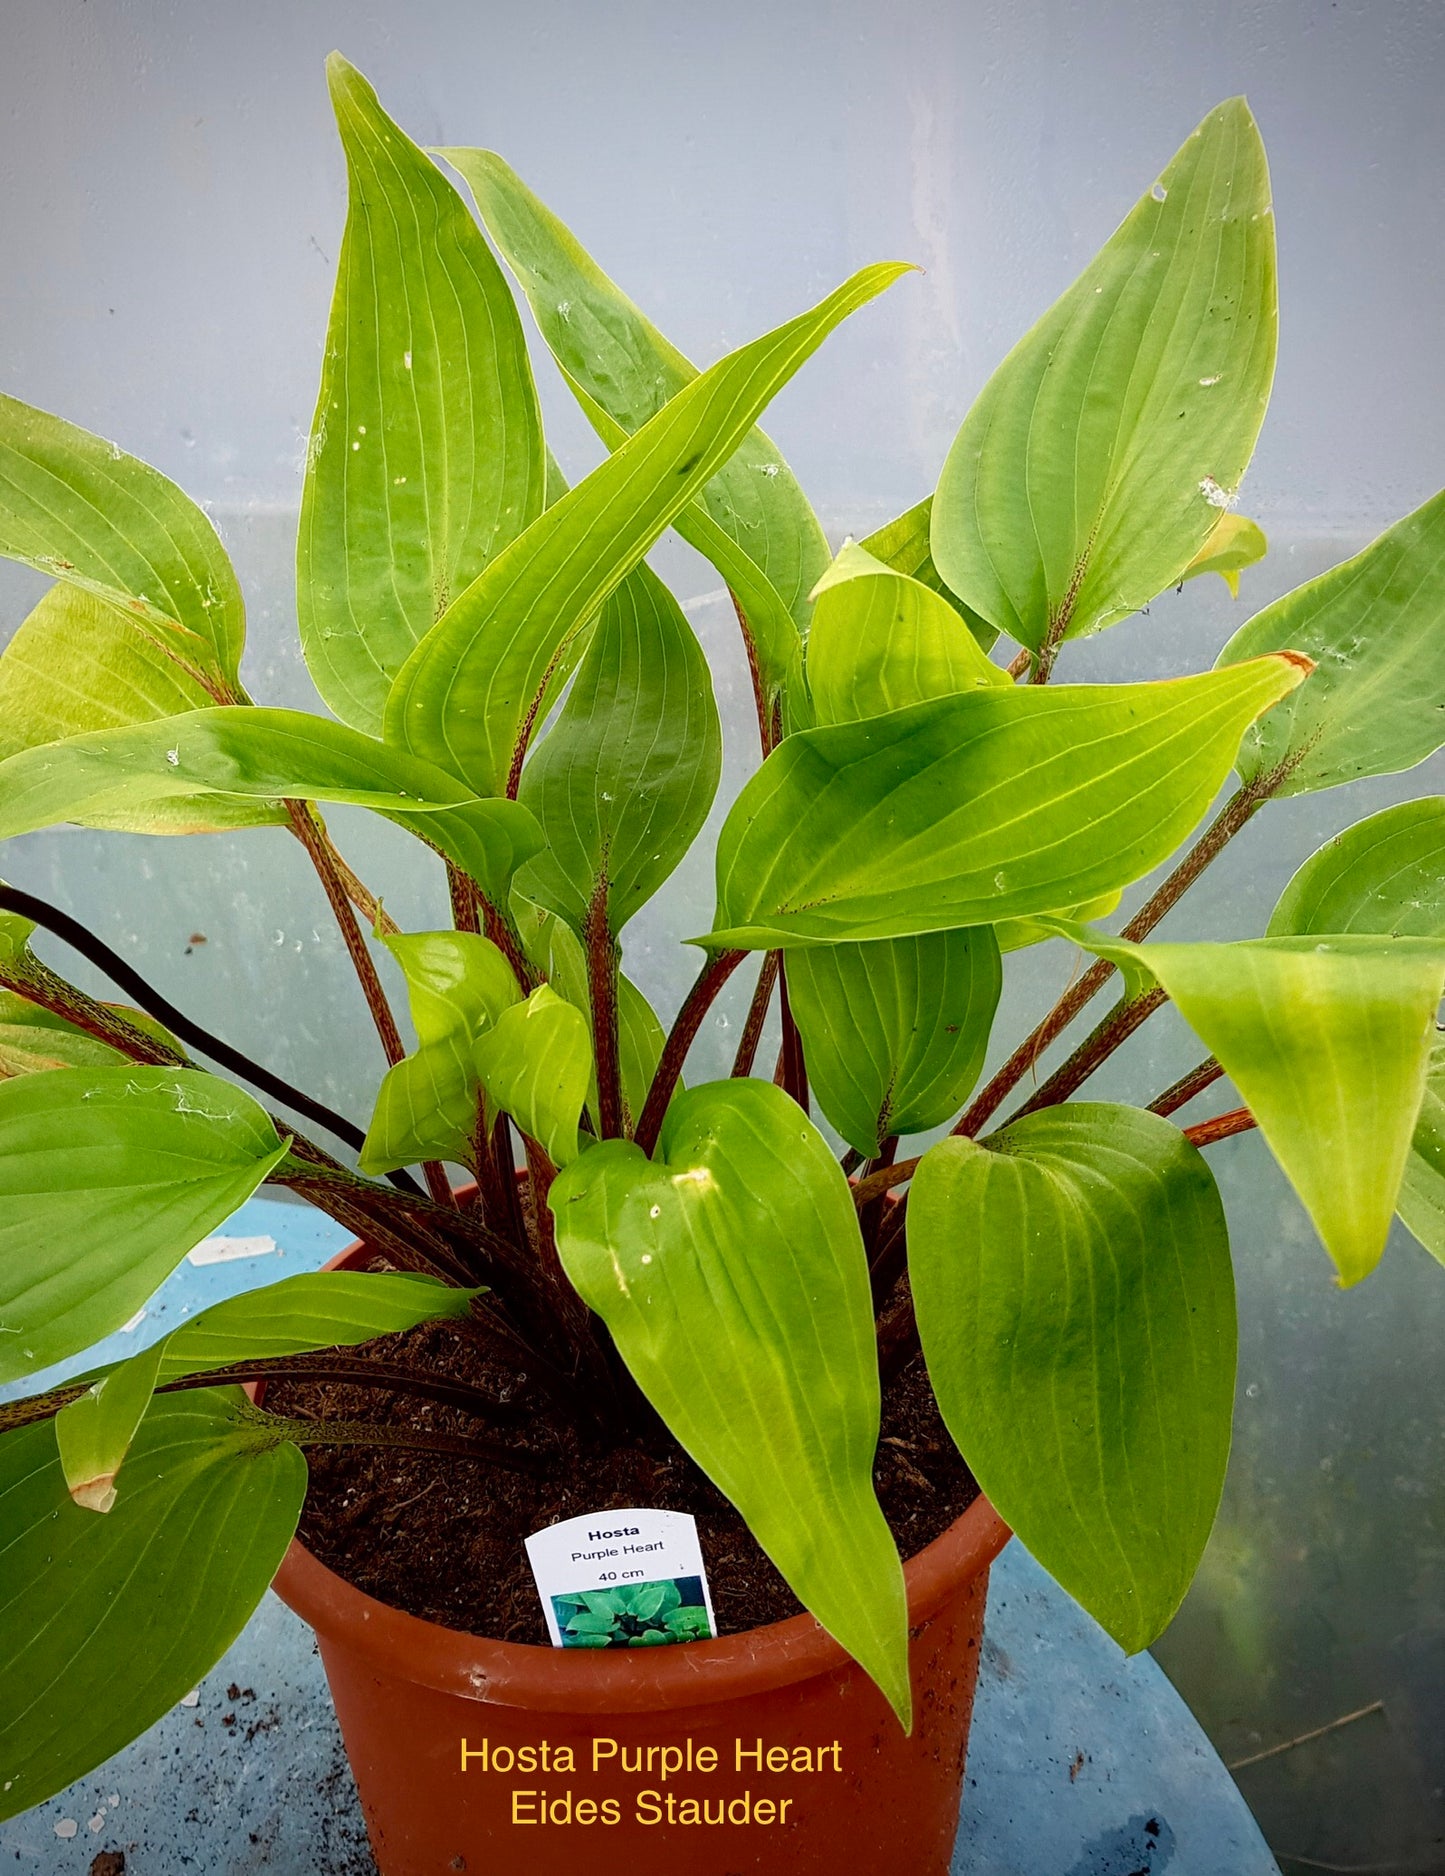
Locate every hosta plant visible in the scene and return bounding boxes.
[2,57,1443,1817]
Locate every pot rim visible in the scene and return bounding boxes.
[268,1237,1011,1715]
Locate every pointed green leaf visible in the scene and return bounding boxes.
[0,706,542,903]
[0,1391,305,1821]
[473,983,592,1166]
[701,655,1307,949]
[1220,489,1445,794]
[805,542,1006,729]
[1181,512,1268,598]
[933,101,1275,653]
[445,148,831,697]
[360,931,520,1175]
[54,1270,477,1510]
[787,929,1001,1155]
[1057,925,1445,1284]
[549,1079,909,1726]
[995,888,1122,954]
[0,392,246,692]
[1269,798,1445,939]
[1265,802,1445,1272]
[0,908,34,962]
[0,1066,289,1384]
[910,1107,1235,1652]
[0,584,281,833]
[517,560,721,936]
[385,262,910,794]
[859,497,998,651]
[297,58,546,733]
[53,1337,168,1513]
[1398,1037,1445,1268]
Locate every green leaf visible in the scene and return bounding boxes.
[1266,807,1445,1272]
[859,497,998,651]
[911,1108,1234,1652]
[0,908,34,961]
[567,1610,616,1635]
[54,1271,476,1510]
[995,888,1122,955]
[445,148,832,699]
[701,654,1307,949]
[523,909,666,1133]
[0,1066,289,1384]
[0,706,542,904]
[1220,489,1445,795]
[297,59,545,734]
[385,262,910,794]
[0,993,177,1078]
[804,542,1007,729]
[1398,1037,1445,1268]
[549,1078,910,1727]
[473,984,593,1166]
[0,1390,305,1820]
[360,931,520,1175]
[1269,798,1445,939]
[932,101,1275,655]
[1181,512,1268,598]
[0,585,282,833]
[1057,924,1445,1284]
[0,392,247,693]
[517,560,721,936]
[786,929,1001,1155]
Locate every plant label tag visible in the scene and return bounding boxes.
[524,1507,717,1650]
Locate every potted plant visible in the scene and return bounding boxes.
[1,53,1441,1875]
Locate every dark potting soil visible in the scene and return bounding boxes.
[269,1305,979,1646]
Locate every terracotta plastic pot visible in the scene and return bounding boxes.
[268,1241,1010,1876]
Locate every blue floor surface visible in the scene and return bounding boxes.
[0,1197,1281,1873]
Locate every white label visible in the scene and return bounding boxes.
[186,1234,277,1267]
[524,1507,717,1650]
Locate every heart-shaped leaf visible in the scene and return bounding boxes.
[1056,925,1445,1284]
[0,393,247,693]
[0,1066,289,1383]
[0,1391,305,1821]
[385,262,909,794]
[1220,488,1445,795]
[787,929,1001,1155]
[518,560,721,936]
[805,542,1006,728]
[909,1105,1235,1652]
[298,59,546,734]
[932,101,1275,659]
[701,655,1306,948]
[549,1079,910,1726]
[360,931,520,1175]
[474,984,593,1166]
